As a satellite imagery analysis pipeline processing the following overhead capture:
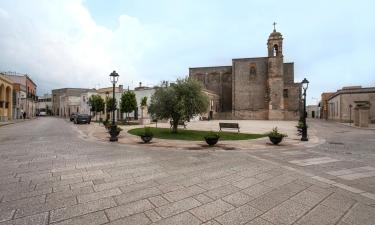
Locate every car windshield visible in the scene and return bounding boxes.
[79,114,89,117]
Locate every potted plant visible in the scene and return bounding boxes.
[109,125,122,136]
[204,132,220,146]
[140,127,153,143]
[268,127,287,145]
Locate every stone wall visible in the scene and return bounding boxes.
[232,57,268,117]
[189,66,232,112]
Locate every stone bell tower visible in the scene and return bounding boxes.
[267,23,285,120]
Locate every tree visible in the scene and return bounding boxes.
[149,77,209,133]
[120,91,137,122]
[88,95,105,121]
[141,96,148,107]
[105,97,117,113]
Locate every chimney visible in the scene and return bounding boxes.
[119,85,123,93]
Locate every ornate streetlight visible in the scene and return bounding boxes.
[301,78,309,141]
[109,71,119,142]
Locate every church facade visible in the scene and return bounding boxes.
[189,28,301,120]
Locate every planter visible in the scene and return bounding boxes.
[269,136,283,145]
[140,135,153,143]
[204,137,219,146]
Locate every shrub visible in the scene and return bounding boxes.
[268,127,287,138]
[204,131,220,139]
[141,127,154,137]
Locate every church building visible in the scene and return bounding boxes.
[189,27,302,120]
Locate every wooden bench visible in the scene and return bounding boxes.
[219,122,240,133]
[170,120,187,129]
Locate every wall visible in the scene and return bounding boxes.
[232,57,268,119]
[189,66,232,112]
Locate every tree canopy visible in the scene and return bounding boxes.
[149,77,209,133]
[141,96,148,107]
[120,91,137,114]
[88,95,105,114]
[105,96,117,113]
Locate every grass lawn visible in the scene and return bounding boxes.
[128,127,267,141]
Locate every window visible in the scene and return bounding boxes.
[283,89,288,98]
[273,45,278,56]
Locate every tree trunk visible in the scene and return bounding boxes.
[172,118,179,133]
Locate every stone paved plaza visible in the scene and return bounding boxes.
[0,117,375,225]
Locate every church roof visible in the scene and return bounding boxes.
[269,30,282,38]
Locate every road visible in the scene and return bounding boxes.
[0,117,374,225]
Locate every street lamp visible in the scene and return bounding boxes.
[349,104,353,126]
[301,78,309,141]
[109,70,119,142]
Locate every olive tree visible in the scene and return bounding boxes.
[149,77,209,133]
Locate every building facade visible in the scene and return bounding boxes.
[37,94,52,115]
[52,88,95,116]
[0,74,13,121]
[2,72,37,119]
[327,86,375,123]
[189,28,301,120]
[306,105,319,118]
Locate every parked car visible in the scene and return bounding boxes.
[70,112,78,121]
[74,114,91,124]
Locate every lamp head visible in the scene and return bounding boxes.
[301,78,309,91]
[109,70,119,84]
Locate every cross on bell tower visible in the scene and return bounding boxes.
[273,22,277,32]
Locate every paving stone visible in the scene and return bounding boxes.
[216,204,262,225]
[0,209,15,223]
[1,188,52,202]
[190,199,234,222]
[205,185,240,200]
[261,200,311,225]
[155,197,201,218]
[163,185,205,202]
[157,183,184,193]
[15,196,77,218]
[52,211,108,225]
[245,217,274,225]
[78,188,122,203]
[290,190,328,207]
[233,178,262,189]
[202,220,221,225]
[321,193,356,212]
[119,180,159,194]
[197,178,231,190]
[193,194,213,204]
[105,199,154,221]
[93,179,135,192]
[0,212,48,225]
[241,184,273,198]
[70,181,93,190]
[47,186,94,202]
[107,213,151,225]
[153,212,201,225]
[148,196,169,207]
[115,187,161,205]
[50,197,116,223]
[296,204,344,225]
[144,209,162,222]
[222,192,254,207]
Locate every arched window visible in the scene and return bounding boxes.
[273,44,278,56]
[250,66,256,76]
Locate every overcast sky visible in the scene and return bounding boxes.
[0,0,374,104]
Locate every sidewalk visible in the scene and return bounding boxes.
[76,120,323,151]
[0,118,33,127]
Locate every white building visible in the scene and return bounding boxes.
[59,94,81,117]
[37,94,52,115]
[80,91,97,115]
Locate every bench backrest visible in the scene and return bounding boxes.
[219,123,239,128]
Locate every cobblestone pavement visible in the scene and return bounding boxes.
[0,117,374,225]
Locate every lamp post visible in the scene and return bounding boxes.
[349,104,353,126]
[105,91,109,120]
[301,78,309,141]
[109,71,119,142]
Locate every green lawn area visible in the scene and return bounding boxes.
[128,127,267,141]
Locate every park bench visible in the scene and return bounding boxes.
[170,120,187,129]
[219,122,240,133]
